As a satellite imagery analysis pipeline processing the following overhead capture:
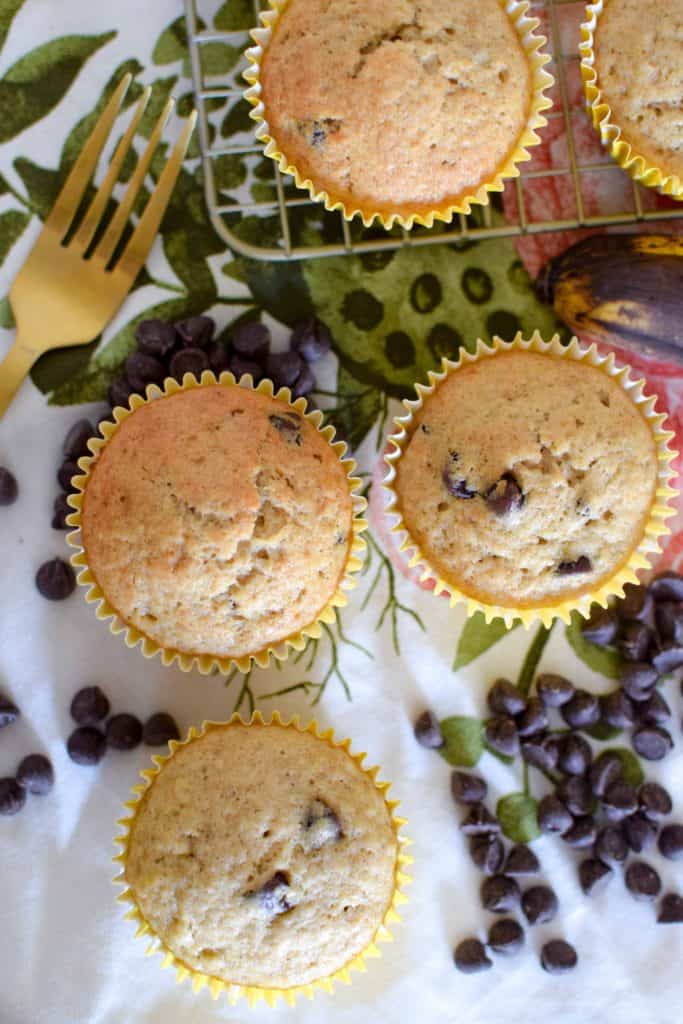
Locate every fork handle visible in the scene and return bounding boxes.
[0,334,38,421]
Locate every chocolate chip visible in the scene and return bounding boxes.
[625,861,661,901]
[0,467,18,506]
[232,320,270,361]
[469,834,504,875]
[658,892,683,924]
[57,459,80,492]
[135,319,177,358]
[632,725,673,761]
[143,712,180,747]
[579,857,612,895]
[600,689,635,728]
[207,341,231,374]
[538,795,573,836]
[454,938,492,973]
[485,473,524,516]
[504,844,540,876]
[619,583,654,621]
[655,602,683,645]
[108,378,133,409]
[649,571,683,603]
[442,453,476,499]
[51,494,71,531]
[413,710,444,749]
[303,799,342,850]
[620,662,657,702]
[290,319,332,362]
[106,713,142,751]
[70,686,110,726]
[658,824,683,860]
[516,697,547,738]
[487,678,526,716]
[563,816,597,849]
[481,874,520,913]
[602,779,638,821]
[522,884,558,925]
[638,781,672,821]
[521,736,559,773]
[557,775,593,817]
[619,620,653,662]
[581,607,618,646]
[557,734,592,776]
[16,754,54,795]
[35,558,75,601]
[265,351,304,389]
[63,419,94,460]
[291,362,316,400]
[256,871,293,916]
[67,726,106,765]
[561,689,600,729]
[175,315,214,349]
[536,673,575,707]
[0,778,26,816]
[169,347,209,382]
[638,690,671,725]
[125,351,165,393]
[230,354,262,381]
[556,556,592,575]
[623,812,657,853]
[269,412,302,444]
[651,644,683,674]
[451,771,487,805]
[0,693,20,728]
[589,752,623,798]
[485,716,519,757]
[488,918,524,956]
[594,825,628,865]
[541,939,577,973]
[460,804,501,836]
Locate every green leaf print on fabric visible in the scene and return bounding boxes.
[214,0,255,31]
[0,0,26,54]
[0,209,29,267]
[13,157,60,220]
[453,612,520,671]
[31,341,100,398]
[152,16,192,66]
[332,365,383,451]
[566,610,622,680]
[199,42,242,78]
[608,747,645,789]
[60,60,144,175]
[138,76,178,139]
[497,793,541,843]
[0,296,16,329]
[0,32,116,143]
[439,716,485,768]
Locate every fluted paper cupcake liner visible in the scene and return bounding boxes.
[580,0,683,201]
[113,711,412,1007]
[384,332,678,628]
[243,0,554,229]
[65,371,367,675]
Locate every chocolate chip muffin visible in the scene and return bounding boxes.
[392,347,659,609]
[124,720,399,989]
[79,384,354,661]
[257,0,533,220]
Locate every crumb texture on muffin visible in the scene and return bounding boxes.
[595,0,683,180]
[126,725,398,988]
[81,386,353,659]
[260,0,531,215]
[395,351,658,606]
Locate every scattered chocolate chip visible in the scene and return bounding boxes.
[67,726,106,765]
[602,779,638,821]
[265,351,304,389]
[620,662,657,702]
[442,456,476,499]
[649,572,683,603]
[557,734,592,776]
[481,874,520,913]
[521,736,559,773]
[52,493,72,530]
[594,825,628,865]
[125,351,165,393]
[538,795,573,836]
[579,857,612,895]
[485,716,519,757]
[658,824,683,860]
[230,354,262,381]
[0,778,26,816]
[619,583,654,621]
[651,644,683,674]
[135,319,177,358]
[487,679,526,717]
[625,861,661,901]
[581,607,618,646]
[106,713,142,751]
[536,673,575,708]
[35,558,75,601]
[303,799,342,850]
[655,602,683,645]
[541,939,577,973]
[657,892,683,924]
[451,771,487,805]
[108,378,133,409]
[504,844,540,876]
[0,693,20,728]
[70,686,110,726]
[0,467,18,506]
[169,347,209,382]
[413,710,444,749]
[488,918,524,956]
[638,690,671,725]
[269,413,302,444]
[589,752,623,798]
[207,341,231,374]
[619,620,653,662]
[454,938,492,973]
[16,754,54,795]
[290,319,332,362]
[516,697,547,738]
[522,884,558,925]
[556,556,592,575]
[561,690,600,729]
[632,725,673,761]
[143,712,180,747]
[469,834,504,875]
[63,419,94,460]
[563,816,597,849]
[257,871,293,915]
[291,362,316,400]
[557,775,593,817]
[232,320,270,361]
[175,315,214,349]
[638,781,672,821]
[600,689,635,728]
[485,473,524,516]
[57,459,80,492]
[460,804,501,836]
[623,812,657,853]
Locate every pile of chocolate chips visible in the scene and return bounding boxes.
[0,692,54,816]
[66,686,180,766]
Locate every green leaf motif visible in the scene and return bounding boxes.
[438,716,484,768]
[566,610,622,679]
[608,747,644,788]
[453,611,519,671]
[0,297,16,329]
[0,0,26,54]
[221,99,253,138]
[332,365,383,450]
[214,154,247,192]
[585,722,622,741]
[497,793,541,844]
[138,77,178,139]
[0,209,29,267]
[32,340,100,397]
[152,17,190,65]
[0,32,116,143]
[200,42,242,78]
[214,0,254,30]
[13,157,61,220]
[60,60,144,174]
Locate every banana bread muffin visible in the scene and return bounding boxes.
[593,0,683,183]
[80,385,353,660]
[258,0,533,219]
[393,349,659,608]
[124,721,399,988]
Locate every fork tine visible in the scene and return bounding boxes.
[72,85,152,253]
[111,111,197,280]
[46,74,131,239]
[94,96,175,266]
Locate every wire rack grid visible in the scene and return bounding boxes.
[184,0,683,262]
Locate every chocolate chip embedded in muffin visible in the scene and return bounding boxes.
[556,556,592,576]
[303,799,343,851]
[254,871,295,917]
[269,412,302,445]
[442,453,476,499]
[485,473,524,516]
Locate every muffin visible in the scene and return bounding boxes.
[74,379,360,667]
[246,0,553,225]
[120,717,404,995]
[386,336,676,622]
[581,0,683,198]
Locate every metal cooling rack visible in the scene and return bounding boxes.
[184,0,683,261]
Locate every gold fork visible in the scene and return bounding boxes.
[0,74,197,420]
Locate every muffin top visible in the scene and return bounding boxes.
[394,350,658,607]
[594,0,683,181]
[125,723,398,988]
[260,0,531,218]
[81,385,353,660]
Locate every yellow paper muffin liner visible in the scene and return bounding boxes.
[113,711,412,1007]
[384,332,678,628]
[65,371,367,675]
[242,0,554,230]
[580,0,683,201]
